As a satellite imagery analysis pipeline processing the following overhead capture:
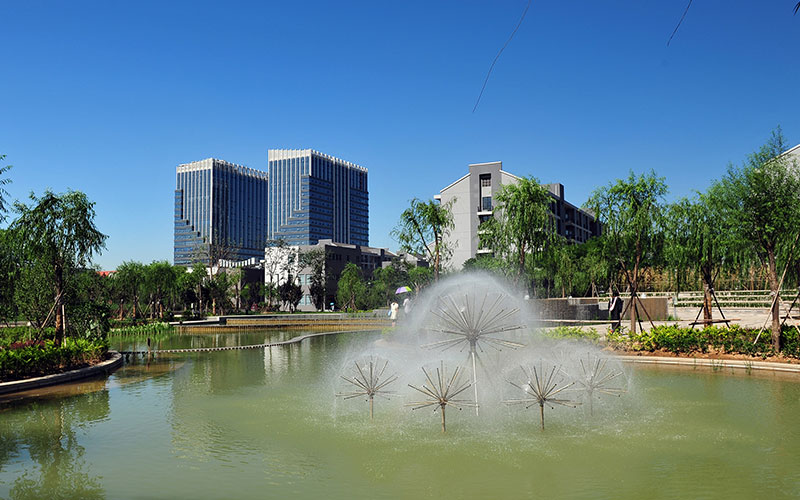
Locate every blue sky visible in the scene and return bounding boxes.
[2,1,799,269]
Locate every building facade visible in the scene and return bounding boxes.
[267,149,368,246]
[436,161,601,270]
[174,158,269,265]
[264,239,404,311]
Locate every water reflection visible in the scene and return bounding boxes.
[0,394,108,499]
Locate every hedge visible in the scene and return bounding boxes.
[609,324,800,358]
[0,337,108,382]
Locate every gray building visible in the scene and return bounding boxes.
[436,161,600,270]
[264,239,426,311]
[267,149,369,247]
[174,158,269,266]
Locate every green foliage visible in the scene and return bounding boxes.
[65,269,112,341]
[716,128,800,350]
[300,248,327,311]
[115,261,146,318]
[588,170,667,331]
[0,326,55,344]
[11,190,107,345]
[0,337,108,382]
[612,324,800,358]
[463,255,511,278]
[240,282,265,311]
[336,262,366,311]
[369,261,410,307]
[109,322,174,336]
[392,197,455,280]
[480,176,555,284]
[543,326,600,342]
[278,274,302,312]
[407,266,433,292]
[143,260,179,318]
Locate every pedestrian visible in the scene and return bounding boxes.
[609,290,623,332]
[390,301,399,327]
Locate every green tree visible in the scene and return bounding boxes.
[278,274,302,312]
[240,282,265,311]
[115,261,146,320]
[462,255,509,278]
[14,255,53,331]
[176,267,199,314]
[664,186,746,326]
[588,171,668,333]
[0,229,18,324]
[480,176,555,287]
[407,266,433,294]
[392,198,455,281]
[65,268,112,340]
[717,128,800,350]
[370,261,410,307]
[336,262,366,311]
[207,272,232,315]
[144,261,178,319]
[189,264,209,313]
[11,190,107,345]
[300,248,327,311]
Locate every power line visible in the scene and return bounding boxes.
[473,0,532,113]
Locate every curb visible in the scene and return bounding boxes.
[616,354,800,374]
[0,351,123,395]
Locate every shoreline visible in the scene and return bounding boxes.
[0,351,123,395]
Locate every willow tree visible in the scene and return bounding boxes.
[664,186,745,326]
[717,129,800,351]
[115,261,146,319]
[392,198,454,281]
[588,171,667,334]
[12,190,107,345]
[480,176,554,288]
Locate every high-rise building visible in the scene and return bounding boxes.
[436,161,601,270]
[267,149,368,246]
[174,158,269,265]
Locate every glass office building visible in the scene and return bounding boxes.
[267,149,368,246]
[174,158,269,265]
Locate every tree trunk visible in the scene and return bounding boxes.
[54,263,64,346]
[702,267,713,327]
[767,250,782,352]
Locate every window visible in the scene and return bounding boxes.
[479,174,491,187]
[481,196,492,211]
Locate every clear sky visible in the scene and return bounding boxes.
[2,1,799,269]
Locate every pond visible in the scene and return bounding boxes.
[1,329,799,499]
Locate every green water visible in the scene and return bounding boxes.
[2,330,800,499]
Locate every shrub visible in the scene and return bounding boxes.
[616,324,787,357]
[0,337,108,382]
[544,326,600,342]
[108,322,175,336]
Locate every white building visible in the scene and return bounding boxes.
[436,161,601,270]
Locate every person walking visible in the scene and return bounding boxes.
[390,301,399,327]
[609,290,623,332]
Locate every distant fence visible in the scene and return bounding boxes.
[534,297,669,321]
[175,312,391,333]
